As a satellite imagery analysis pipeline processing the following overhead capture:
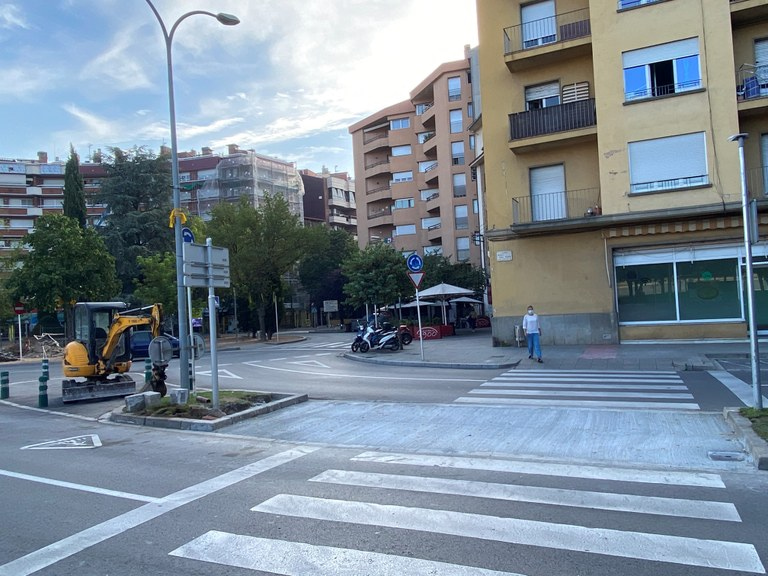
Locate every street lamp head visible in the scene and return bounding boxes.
[216,13,240,26]
[728,133,749,142]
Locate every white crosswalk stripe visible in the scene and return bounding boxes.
[170,450,764,575]
[457,369,699,410]
[278,341,352,350]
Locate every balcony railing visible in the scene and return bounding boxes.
[736,63,768,101]
[509,98,596,140]
[746,165,768,197]
[511,187,601,225]
[363,132,387,145]
[625,79,701,101]
[504,8,590,56]
[617,0,666,9]
[366,185,390,196]
[368,205,392,219]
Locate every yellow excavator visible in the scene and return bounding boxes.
[62,302,169,403]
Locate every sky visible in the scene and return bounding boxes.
[0,0,478,177]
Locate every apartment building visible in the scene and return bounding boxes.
[179,144,305,222]
[299,168,358,237]
[0,152,106,254]
[476,0,768,345]
[349,58,481,265]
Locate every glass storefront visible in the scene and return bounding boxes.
[614,243,768,326]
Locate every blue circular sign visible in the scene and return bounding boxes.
[182,227,195,243]
[406,253,423,272]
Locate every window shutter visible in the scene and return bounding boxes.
[623,38,699,68]
[562,82,590,103]
[629,133,707,185]
[525,82,560,101]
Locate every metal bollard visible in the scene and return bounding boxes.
[0,371,8,400]
[41,358,49,381]
[144,358,152,386]
[38,375,48,408]
[188,361,194,391]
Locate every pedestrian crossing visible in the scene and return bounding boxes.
[169,450,765,575]
[277,340,353,350]
[456,369,700,410]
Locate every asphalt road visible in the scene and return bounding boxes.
[0,406,766,576]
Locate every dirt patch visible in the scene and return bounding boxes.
[135,391,272,420]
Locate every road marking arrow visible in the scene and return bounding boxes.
[288,360,331,368]
[196,369,243,379]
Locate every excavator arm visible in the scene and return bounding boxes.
[98,304,163,371]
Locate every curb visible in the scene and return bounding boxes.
[342,352,519,370]
[109,392,308,432]
[723,407,768,470]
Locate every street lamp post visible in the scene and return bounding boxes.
[144,1,239,390]
[730,133,763,410]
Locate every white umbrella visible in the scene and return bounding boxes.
[450,296,482,304]
[417,283,474,324]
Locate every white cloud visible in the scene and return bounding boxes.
[0,4,29,30]
[79,24,152,92]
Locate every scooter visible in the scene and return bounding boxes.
[359,322,400,352]
[398,324,413,346]
[350,323,366,352]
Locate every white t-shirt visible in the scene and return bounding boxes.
[522,313,540,334]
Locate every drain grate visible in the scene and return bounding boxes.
[707,450,746,462]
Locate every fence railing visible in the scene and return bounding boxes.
[368,205,392,219]
[736,63,768,101]
[504,8,590,55]
[510,98,596,140]
[511,187,601,225]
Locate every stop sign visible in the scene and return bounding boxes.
[13,302,24,315]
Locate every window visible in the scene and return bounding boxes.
[530,164,566,221]
[467,102,474,118]
[449,109,463,133]
[392,171,413,183]
[521,0,556,49]
[525,82,560,110]
[618,0,665,9]
[453,173,467,197]
[473,199,479,213]
[424,245,443,256]
[623,38,700,101]
[448,76,461,101]
[469,135,476,151]
[395,224,416,236]
[390,117,410,130]
[615,246,743,323]
[451,141,465,165]
[628,132,708,193]
[394,198,414,209]
[456,237,471,261]
[421,217,441,229]
[416,102,433,115]
[419,161,438,173]
[455,205,469,230]
[418,131,436,144]
[421,188,438,201]
[391,145,412,157]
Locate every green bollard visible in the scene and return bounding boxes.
[41,358,49,381]
[1,371,8,400]
[38,376,48,408]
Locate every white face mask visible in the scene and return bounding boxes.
[527,309,534,315]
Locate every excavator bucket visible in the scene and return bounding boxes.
[61,375,136,403]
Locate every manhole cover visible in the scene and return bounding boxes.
[707,451,745,462]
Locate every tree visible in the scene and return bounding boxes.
[96,146,174,295]
[208,193,303,339]
[298,226,358,324]
[5,214,120,340]
[63,144,87,228]
[422,254,486,293]
[342,242,411,312]
[133,252,178,319]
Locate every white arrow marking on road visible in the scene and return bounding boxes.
[21,435,102,450]
[288,360,331,369]
[196,369,242,379]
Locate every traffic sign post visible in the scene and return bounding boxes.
[13,302,24,360]
[406,262,425,361]
[406,253,423,272]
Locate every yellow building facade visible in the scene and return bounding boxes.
[476,0,768,344]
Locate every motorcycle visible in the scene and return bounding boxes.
[398,324,413,346]
[359,322,401,352]
[350,323,366,352]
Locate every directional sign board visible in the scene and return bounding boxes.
[183,242,231,288]
[406,253,424,272]
[182,227,195,243]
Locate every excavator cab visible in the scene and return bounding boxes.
[63,302,166,403]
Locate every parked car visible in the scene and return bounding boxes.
[130,330,180,359]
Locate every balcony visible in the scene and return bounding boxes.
[425,192,440,213]
[366,185,391,203]
[368,205,393,227]
[329,213,356,226]
[365,159,391,178]
[422,133,437,157]
[504,8,591,72]
[363,132,389,153]
[509,99,597,153]
[731,0,768,26]
[745,165,768,198]
[422,162,439,185]
[511,187,601,226]
[328,195,351,209]
[427,222,442,242]
[736,64,768,117]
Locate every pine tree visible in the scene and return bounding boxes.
[63,144,87,228]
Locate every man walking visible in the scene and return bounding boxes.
[522,305,542,363]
